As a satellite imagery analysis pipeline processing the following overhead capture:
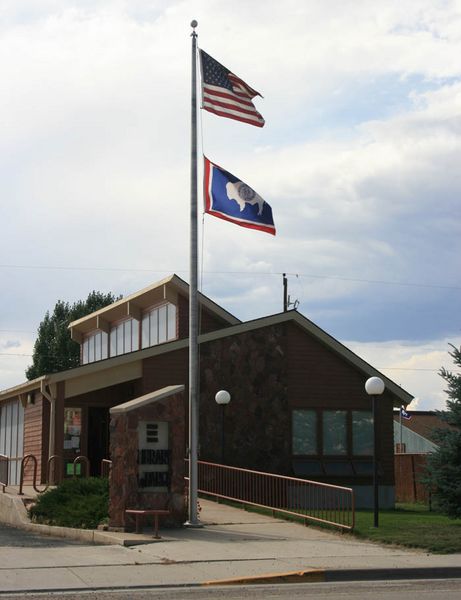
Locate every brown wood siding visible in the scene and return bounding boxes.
[285,321,395,485]
[177,293,234,339]
[142,348,189,395]
[23,395,45,485]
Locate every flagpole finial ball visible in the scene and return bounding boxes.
[191,20,198,29]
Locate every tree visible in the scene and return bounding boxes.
[26,291,119,380]
[425,344,461,518]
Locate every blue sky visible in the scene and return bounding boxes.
[1,0,460,409]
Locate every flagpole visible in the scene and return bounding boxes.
[399,406,403,452]
[186,19,200,527]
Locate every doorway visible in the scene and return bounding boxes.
[87,407,110,477]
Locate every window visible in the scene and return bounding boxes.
[141,303,177,349]
[109,318,139,357]
[292,410,317,455]
[323,410,347,455]
[352,411,373,455]
[81,331,108,364]
[292,409,374,458]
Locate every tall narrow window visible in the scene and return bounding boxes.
[141,303,177,349]
[292,410,317,455]
[352,411,373,455]
[158,305,167,344]
[323,410,347,455]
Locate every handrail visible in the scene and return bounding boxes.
[185,459,355,531]
[0,454,8,492]
[73,455,90,478]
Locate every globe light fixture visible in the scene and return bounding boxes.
[215,390,231,463]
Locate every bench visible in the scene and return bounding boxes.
[125,509,171,538]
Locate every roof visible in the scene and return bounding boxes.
[110,385,185,414]
[393,410,455,443]
[0,308,414,406]
[68,274,240,339]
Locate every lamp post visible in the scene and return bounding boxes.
[365,376,385,528]
[215,390,231,464]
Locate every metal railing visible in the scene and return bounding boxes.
[186,460,355,531]
[0,454,8,492]
[16,454,111,495]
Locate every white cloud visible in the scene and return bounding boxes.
[347,337,461,410]
[0,1,460,399]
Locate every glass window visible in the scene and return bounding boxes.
[167,304,177,340]
[292,410,317,455]
[101,332,108,359]
[323,411,347,455]
[94,332,101,361]
[150,309,158,345]
[110,328,117,357]
[88,335,95,363]
[123,320,132,353]
[116,323,124,355]
[352,411,374,455]
[82,338,89,364]
[132,319,139,351]
[158,305,167,344]
[141,314,150,349]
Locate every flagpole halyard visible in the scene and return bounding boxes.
[186,18,201,527]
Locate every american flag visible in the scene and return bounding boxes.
[199,50,265,128]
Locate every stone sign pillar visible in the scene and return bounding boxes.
[108,385,186,529]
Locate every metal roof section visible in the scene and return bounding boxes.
[68,274,240,340]
[110,385,185,415]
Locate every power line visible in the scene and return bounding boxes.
[0,263,460,291]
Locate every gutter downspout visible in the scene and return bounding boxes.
[40,380,57,463]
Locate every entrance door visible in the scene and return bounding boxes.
[87,407,109,477]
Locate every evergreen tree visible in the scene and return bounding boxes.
[26,291,119,380]
[425,344,461,518]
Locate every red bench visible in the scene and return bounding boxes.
[125,509,171,539]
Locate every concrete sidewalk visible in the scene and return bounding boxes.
[1,498,461,593]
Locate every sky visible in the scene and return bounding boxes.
[1,0,460,410]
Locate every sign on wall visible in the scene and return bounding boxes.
[137,421,170,491]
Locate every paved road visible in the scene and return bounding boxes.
[0,580,460,600]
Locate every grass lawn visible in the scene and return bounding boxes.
[349,503,461,554]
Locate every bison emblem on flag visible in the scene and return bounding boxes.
[203,157,276,235]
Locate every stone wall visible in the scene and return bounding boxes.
[199,324,291,474]
[108,391,186,530]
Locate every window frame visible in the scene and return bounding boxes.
[291,408,374,459]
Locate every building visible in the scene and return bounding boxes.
[0,274,413,507]
[393,410,453,454]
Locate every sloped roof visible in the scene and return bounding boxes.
[1,308,413,405]
[68,274,240,338]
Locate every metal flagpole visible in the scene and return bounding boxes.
[186,19,200,527]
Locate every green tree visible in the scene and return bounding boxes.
[26,291,119,380]
[425,344,461,518]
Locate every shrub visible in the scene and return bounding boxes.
[29,477,109,529]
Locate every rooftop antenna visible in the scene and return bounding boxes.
[283,273,300,312]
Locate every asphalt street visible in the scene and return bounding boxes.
[0,580,461,600]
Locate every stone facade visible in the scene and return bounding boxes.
[108,389,186,530]
[199,324,291,474]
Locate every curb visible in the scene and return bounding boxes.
[202,569,325,586]
[202,566,461,587]
[325,566,461,582]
